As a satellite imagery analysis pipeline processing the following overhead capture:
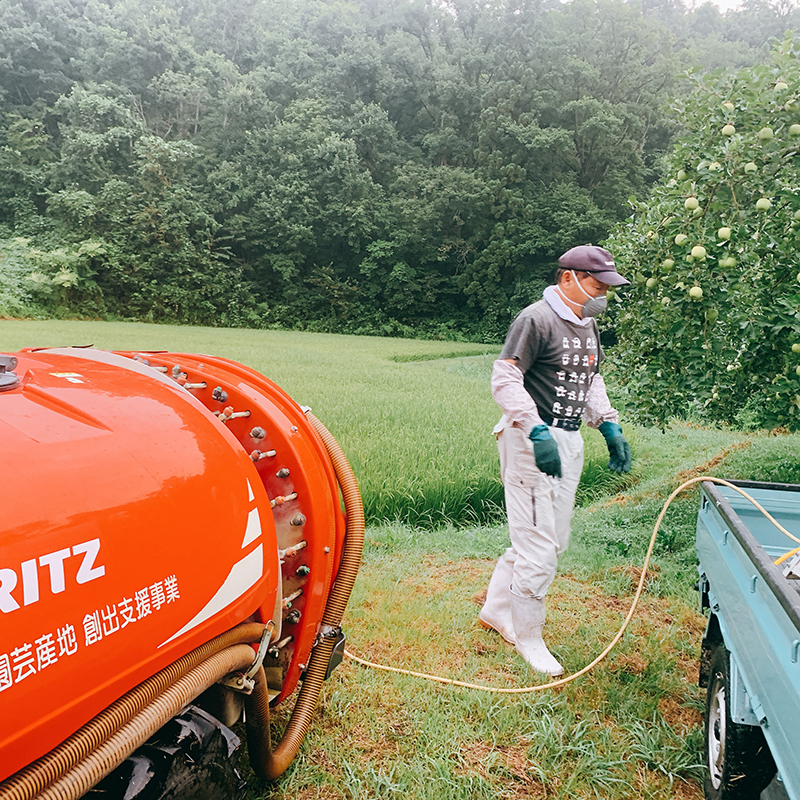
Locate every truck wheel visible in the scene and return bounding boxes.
[704,646,775,800]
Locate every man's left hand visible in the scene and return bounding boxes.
[598,422,632,474]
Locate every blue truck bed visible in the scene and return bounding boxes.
[696,480,800,800]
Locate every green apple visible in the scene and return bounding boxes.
[756,197,772,211]
[758,126,775,140]
[718,227,731,240]
[689,286,704,299]
[775,81,789,91]
[719,256,737,268]
[723,101,734,110]
[792,343,800,354]
[661,258,675,270]
[685,197,699,210]
[691,245,707,259]
[646,277,657,288]
[790,124,800,136]
[705,308,719,323]
[661,296,670,305]
[721,124,736,136]
[796,365,800,377]
[677,169,687,181]
[674,233,689,246]
[744,162,758,173]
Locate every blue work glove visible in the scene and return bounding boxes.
[599,421,632,474]
[529,425,562,478]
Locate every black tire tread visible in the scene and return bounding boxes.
[703,646,776,800]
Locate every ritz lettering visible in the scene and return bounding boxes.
[0,539,105,613]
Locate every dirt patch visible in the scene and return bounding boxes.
[577,590,629,616]
[610,563,661,591]
[658,696,703,731]
[459,741,547,798]
[472,587,488,605]
[609,652,649,674]
[675,439,753,483]
[407,556,491,598]
[633,770,703,800]
[589,489,662,511]
[293,785,346,800]
[349,722,403,760]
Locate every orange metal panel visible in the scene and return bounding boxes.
[0,350,282,781]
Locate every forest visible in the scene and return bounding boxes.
[2,0,800,340]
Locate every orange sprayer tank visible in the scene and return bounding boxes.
[0,348,360,797]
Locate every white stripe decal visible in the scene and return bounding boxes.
[241,506,262,548]
[159,544,264,647]
[247,479,255,502]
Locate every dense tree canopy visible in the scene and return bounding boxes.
[1,0,798,338]
[607,36,800,430]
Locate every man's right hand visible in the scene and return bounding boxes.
[528,425,562,478]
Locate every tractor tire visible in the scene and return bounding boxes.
[92,705,246,800]
[704,646,776,800]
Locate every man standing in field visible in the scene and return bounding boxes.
[480,245,632,676]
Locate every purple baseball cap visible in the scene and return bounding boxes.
[558,245,630,286]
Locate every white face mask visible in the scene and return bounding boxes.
[562,271,607,318]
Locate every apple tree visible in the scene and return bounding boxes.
[606,36,800,430]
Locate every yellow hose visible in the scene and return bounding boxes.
[345,476,800,693]
[775,545,800,566]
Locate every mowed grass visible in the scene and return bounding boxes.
[251,429,798,800]
[5,319,799,799]
[255,549,708,800]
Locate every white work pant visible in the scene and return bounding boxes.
[492,424,584,599]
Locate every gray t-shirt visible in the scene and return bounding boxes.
[499,299,604,421]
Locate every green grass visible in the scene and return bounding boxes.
[6,319,800,799]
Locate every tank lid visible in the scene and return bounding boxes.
[0,355,20,392]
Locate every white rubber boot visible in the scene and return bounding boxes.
[478,557,515,644]
[510,591,564,676]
